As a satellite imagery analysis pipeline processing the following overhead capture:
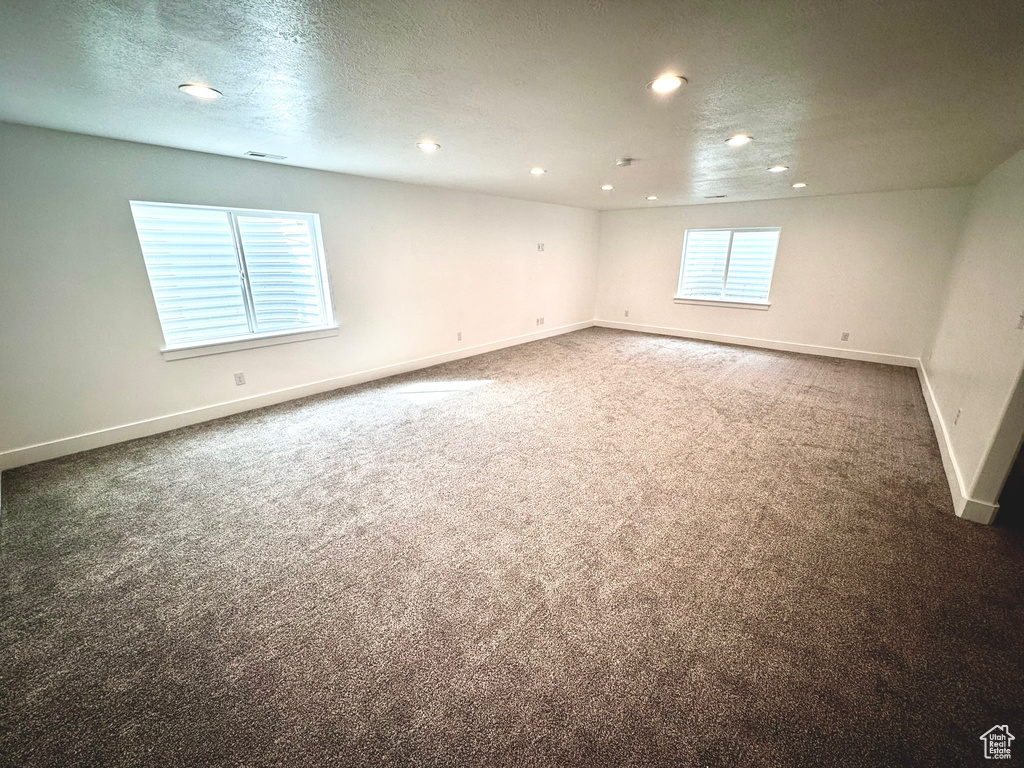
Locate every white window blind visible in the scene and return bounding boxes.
[677,227,781,305]
[130,202,334,349]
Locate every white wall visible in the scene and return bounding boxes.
[921,149,1024,521]
[595,189,970,363]
[0,123,600,468]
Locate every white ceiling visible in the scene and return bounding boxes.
[1,0,1022,210]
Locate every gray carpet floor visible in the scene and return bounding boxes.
[2,327,1023,767]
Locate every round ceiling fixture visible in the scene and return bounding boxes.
[178,83,222,100]
[646,195,658,201]
[601,184,613,191]
[726,134,753,147]
[792,182,807,189]
[768,165,789,173]
[416,141,440,152]
[530,167,547,175]
[648,74,687,93]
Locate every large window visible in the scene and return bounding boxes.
[130,202,335,351]
[676,227,781,307]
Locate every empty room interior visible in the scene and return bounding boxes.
[2,0,1024,764]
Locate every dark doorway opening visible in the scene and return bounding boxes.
[997,443,1024,530]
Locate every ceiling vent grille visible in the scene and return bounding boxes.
[244,151,287,160]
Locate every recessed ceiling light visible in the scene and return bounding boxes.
[178,83,222,100]
[792,182,807,189]
[648,74,687,93]
[768,165,789,173]
[726,134,753,147]
[601,184,613,191]
[530,167,547,175]
[416,141,440,152]
[646,195,658,201]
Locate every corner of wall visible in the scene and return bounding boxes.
[916,360,999,524]
[971,361,1024,504]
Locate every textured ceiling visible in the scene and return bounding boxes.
[1,0,1022,210]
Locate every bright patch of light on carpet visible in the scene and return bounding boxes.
[395,380,492,404]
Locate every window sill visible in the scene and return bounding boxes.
[674,297,771,311]
[161,326,339,361]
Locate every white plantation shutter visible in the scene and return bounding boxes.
[677,227,780,304]
[130,204,250,345]
[130,202,333,348]
[723,229,780,302]
[235,214,328,333]
[679,229,731,298]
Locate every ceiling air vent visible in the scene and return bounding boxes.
[244,151,286,160]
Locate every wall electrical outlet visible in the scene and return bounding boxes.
[954,408,962,426]
[624,309,630,318]
[537,243,545,252]
[536,317,545,326]
[841,332,850,341]
[457,331,462,341]
[233,372,246,386]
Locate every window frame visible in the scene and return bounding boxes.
[674,226,781,310]
[130,200,338,359]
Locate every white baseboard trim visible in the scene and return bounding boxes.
[0,320,595,472]
[594,320,919,367]
[916,361,999,524]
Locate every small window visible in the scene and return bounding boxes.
[130,202,335,350]
[676,227,781,306]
